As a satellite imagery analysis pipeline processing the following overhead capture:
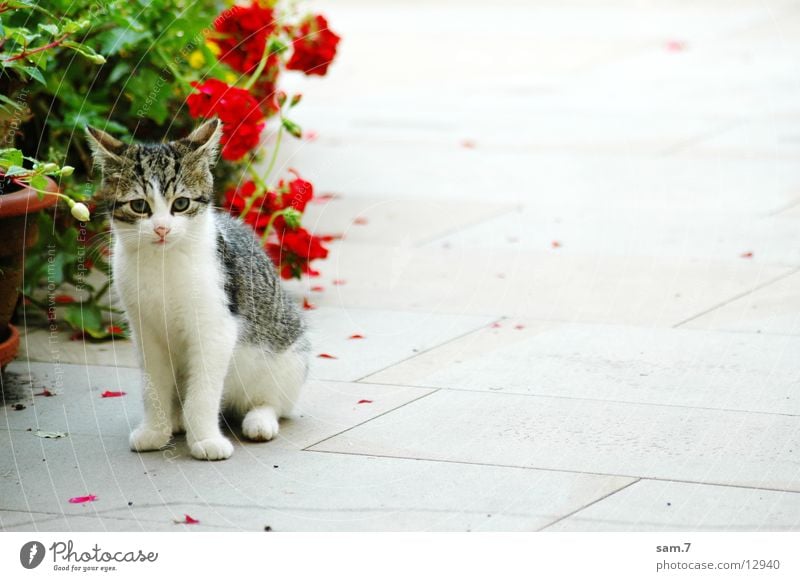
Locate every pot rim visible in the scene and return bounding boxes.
[0,175,60,218]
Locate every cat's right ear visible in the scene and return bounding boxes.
[85,126,126,170]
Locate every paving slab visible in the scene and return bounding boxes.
[683,270,800,335]
[364,321,800,415]
[2,443,633,532]
[306,243,792,326]
[311,389,800,491]
[426,206,800,266]
[547,479,800,531]
[302,307,494,382]
[0,361,433,447]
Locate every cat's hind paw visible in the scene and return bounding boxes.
[242,407,280,442]
[130,426,171,452]
[190,437,233,461]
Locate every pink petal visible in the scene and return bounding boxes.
[551,240,562,248]
[101,391,126,398]
[310,285,325,292]
[302,297,316,310]
[357,399,373,404]
[666,40,686,52]
[184,514,200,524]
[740,251,754,259]
[353,217,368,225]
[514,324,525,330]
[348,334,365,339]
[34,389,54,397]
[332,279,346,286]
[317,353,337,359]
[460,139,476,149]
[69,494,97,504]
[490,322,502,329]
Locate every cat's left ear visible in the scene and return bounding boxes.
[183,118,222,163]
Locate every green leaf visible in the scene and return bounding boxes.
[23,66,46,85]
[0,148,24,168]
[30,175,48,192]
[62,302,103,333]
[37,23,59,36]
[62,19,90,34]
[108,62,131,84]
[4,165,28,177]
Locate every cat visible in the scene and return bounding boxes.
[85,119,309,461]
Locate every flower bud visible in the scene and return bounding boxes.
[290,93,302,107]
[70,201,91,222]
[90,54,107,65]
[41,163,59,173]
[276,91,288,107]
[60,165,75,176]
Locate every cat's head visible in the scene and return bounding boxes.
[85,119,221,248]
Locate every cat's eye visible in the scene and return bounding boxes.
[129,199,150,214]
[171,197,191,213]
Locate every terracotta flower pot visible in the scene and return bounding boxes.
[0,176,60,370]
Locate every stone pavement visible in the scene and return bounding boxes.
[3,0,800,531]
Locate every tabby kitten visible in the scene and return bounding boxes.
[86,119,309,461]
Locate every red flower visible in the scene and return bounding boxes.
[287,15,340,76]
[214,3,277,74]
[266,226,329,279]
[186,79,265,161]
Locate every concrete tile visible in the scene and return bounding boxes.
[19,328,137,368]
[365,322,800,415]
[301,307,493,382]
[6,446,633,531]
[281,140,800,216]
[547,479,800,531]
[301,194,514,246]
[683,270,800,335]
[311,389,800,491]
[0,362,432,448]
[686,119,800,160]
[0,509,42,529]
[308,243,792,326]
[3,513,227,532]
[427,206,800,266]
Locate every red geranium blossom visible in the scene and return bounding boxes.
[224,171,314,233]
[287,14,340,76]
[214,2,277,74]
[267,226,329,279]
[187,79,265,161]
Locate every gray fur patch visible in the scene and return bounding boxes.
[214,212,306,351]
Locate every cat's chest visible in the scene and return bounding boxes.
[113,244,228,329]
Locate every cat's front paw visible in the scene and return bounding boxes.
[190,437,233,461]
[130,426,171,452]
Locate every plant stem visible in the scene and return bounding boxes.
[242,40,272,91]
[237,125,283,221]
[3,34,69,62]
[262,123,283,183]
[260,207,293,244]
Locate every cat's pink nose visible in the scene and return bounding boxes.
[154,225,171,238]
